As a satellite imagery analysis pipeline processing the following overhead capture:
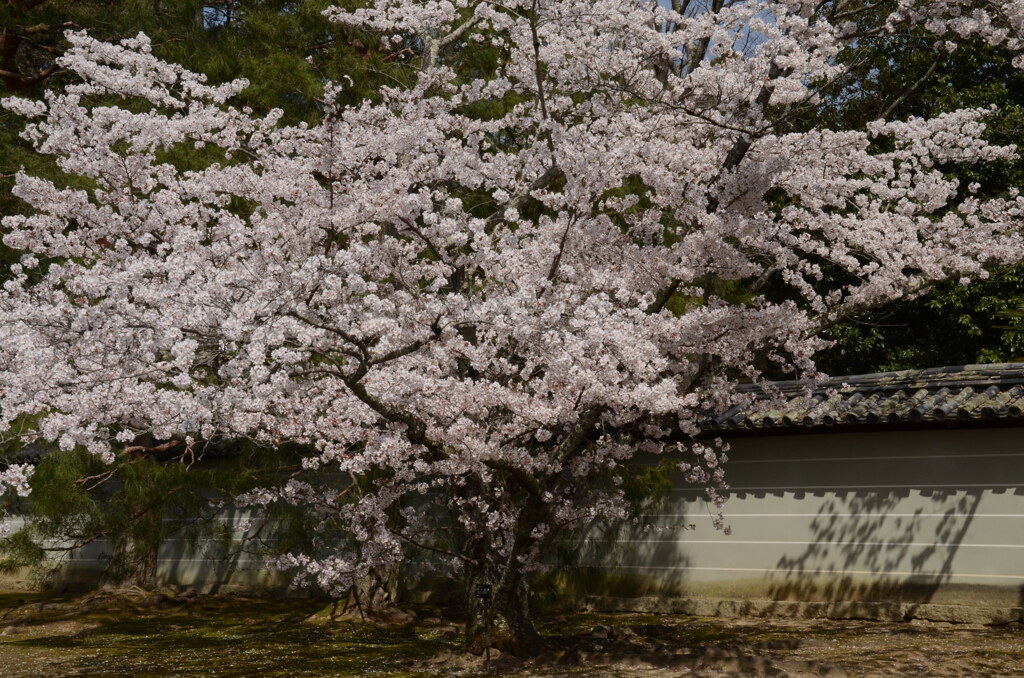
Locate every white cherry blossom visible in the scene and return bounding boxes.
[2,1,1024,652]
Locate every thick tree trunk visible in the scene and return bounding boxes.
[465,566,542,657]
[106,532,158,589]
[105,494,162,589]
[131,540,159,589]
[340,564,403,620]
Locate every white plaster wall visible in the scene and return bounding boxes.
[576,427,1024,606]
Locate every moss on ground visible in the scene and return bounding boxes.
[1,592,1022,677]
[537,611,808,647]
[0,594,455,678]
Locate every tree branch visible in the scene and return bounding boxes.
[529,0,556,156]
[397,529,479,566]
[879,53,943,120]
[808,280,935,337]
[284,311,367,353]
[646,280,681,314]
[483,458,543,498]
[368,319,441,366]
[342,378,448,460]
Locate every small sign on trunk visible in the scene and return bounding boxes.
[475,583,493,670]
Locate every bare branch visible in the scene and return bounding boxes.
[879,53,943,120]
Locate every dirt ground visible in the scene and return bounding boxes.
[0,590,1021,677]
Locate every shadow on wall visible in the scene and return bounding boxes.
[548,430,1024,610]
[155,504,290,594]
[538,490,696,603]
[767,488,984,604]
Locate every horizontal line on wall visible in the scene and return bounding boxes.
[674,483,1024,492]
[729,452,1024,465]
[579,564,1024,580]
[644,513,1024,519]
[589,539,1024,549]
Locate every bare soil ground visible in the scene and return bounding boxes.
[0,590,1020,677]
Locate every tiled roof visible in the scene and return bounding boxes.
[0,443,47,466]
[703,363,1024,433]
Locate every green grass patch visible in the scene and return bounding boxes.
[0,593,456,678]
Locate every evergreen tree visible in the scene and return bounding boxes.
[808,2,1024,373]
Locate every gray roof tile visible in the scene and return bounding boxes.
[704,363,1024,433]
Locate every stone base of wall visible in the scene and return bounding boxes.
[583,595,1024,625]
[0,564,293,596]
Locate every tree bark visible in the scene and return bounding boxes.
[106,525,159,589]
[341,564,402,620]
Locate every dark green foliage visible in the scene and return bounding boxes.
[818,270,1024,374]
[0,442,292,587]
[800,5,1024,373]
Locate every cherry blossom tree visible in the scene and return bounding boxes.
[886,0,1024,63]
[3,0,1024,654]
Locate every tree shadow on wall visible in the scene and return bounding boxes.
[540,482,697,602]
[766,488,984,605]
[156,504,281,594]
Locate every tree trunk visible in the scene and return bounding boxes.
[465,566,542,657]
[131,539,158,589]
[105,496,162,589]
[106,530,158,589]
[340,563,403,621]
